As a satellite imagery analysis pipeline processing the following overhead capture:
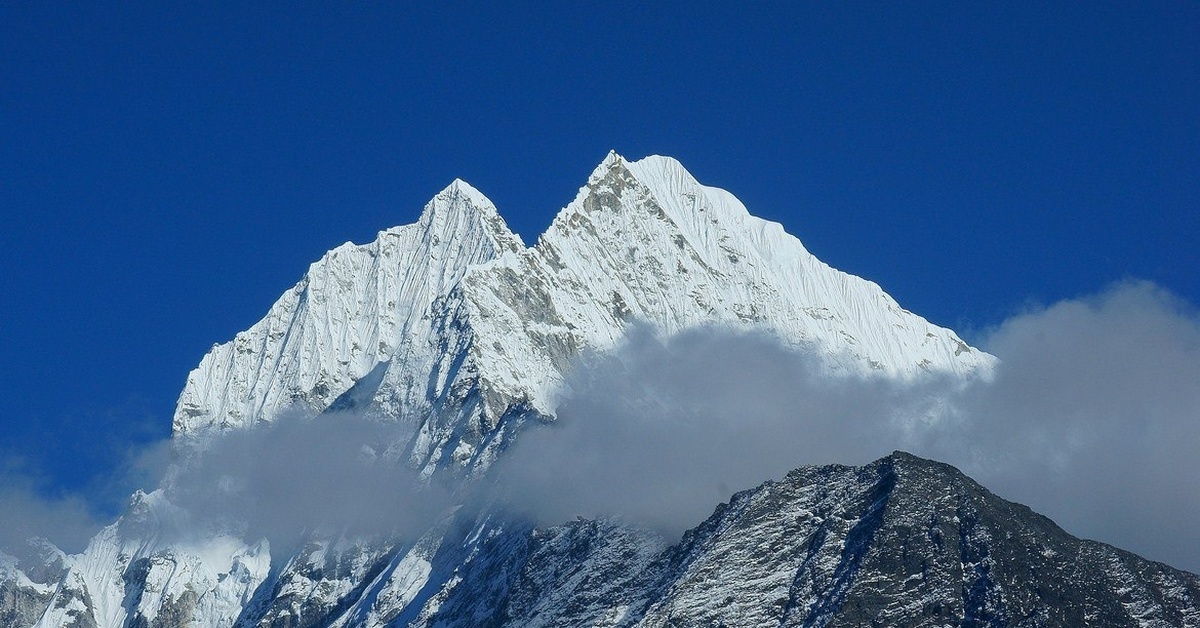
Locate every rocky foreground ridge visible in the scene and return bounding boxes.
[2,153,1195,627]
[398,451,1200,627]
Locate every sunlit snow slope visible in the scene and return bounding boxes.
[174,152,992,476]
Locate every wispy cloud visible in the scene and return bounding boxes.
[163,410,452,554]
[0,399,172,555]
[0,465,102,555]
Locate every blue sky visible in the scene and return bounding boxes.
[1,3,1196,523]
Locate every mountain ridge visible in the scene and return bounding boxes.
[176,152,992,436]
[321,451,1200,627]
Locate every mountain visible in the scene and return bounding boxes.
[173,151,991,479]
[3,153,1194,627]
[399,452,1200,627]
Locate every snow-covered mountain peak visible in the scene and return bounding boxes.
[446,154,993,443]
[173,152,991,445]
[172,179,523,437]
[442,177,486,200]
[418,178,510,237]
[594,148,624,172]
[562,152,804,264]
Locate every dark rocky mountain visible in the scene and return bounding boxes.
[427,451,1200,627]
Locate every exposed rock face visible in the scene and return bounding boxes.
[0,580,56,628]
[0,542,69,627]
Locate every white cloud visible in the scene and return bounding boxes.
[6,281,1196,576]
[929,281,1200,570]
[499,282,1200,572]
[0,470,100,555]
[164,410,452,553]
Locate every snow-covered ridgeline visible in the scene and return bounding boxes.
[455,153,992,424]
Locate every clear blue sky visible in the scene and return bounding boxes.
[1,3,1196,514]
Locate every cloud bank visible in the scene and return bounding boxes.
[500,281,1200,572]
[927,281,1200,571]
[2,281,1196,576]
[495,325,925,534]
[162,411,453,554]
